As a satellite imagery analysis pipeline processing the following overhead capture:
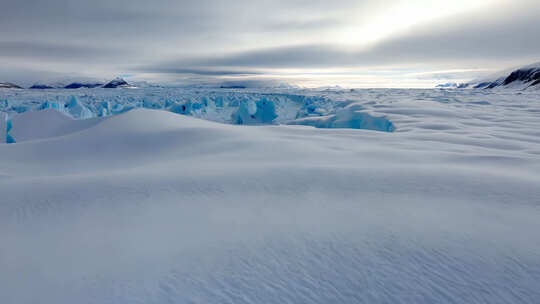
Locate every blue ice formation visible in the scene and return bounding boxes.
[231,98,277,125]
[169,101,191,115]
[98,101,111,117]
[143,99,161,109]
[111,104,135,115]
[37,97,94,119]
[0,90,396,132]
[2,112,15,143]
[288,103,395,132]
[6,119,15,143]
[66,96,94,119]
[1,112,6,143]
[40,101,64,111]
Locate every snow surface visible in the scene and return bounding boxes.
[1,88,540,303]
[9,109,104,143]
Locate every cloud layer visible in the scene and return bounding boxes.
[1,0,538,86]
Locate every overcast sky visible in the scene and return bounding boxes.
[1,0,539,87]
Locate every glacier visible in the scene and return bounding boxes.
[1,87,540,304]
[0,88,395,132]
[288,102,395,131]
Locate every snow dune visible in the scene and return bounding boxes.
[1,89,540,303]
[9,109,104,143]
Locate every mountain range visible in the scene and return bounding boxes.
[441,62,540,90]
[0,78,135,90]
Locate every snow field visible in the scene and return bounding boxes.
[1,88,540,303]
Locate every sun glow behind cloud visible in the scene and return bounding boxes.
[229,0,508,88]
[209,67,489,89]
[336,0,502,46]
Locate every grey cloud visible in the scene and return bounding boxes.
[152,45,352,69]
[142,67,262,76]
[0,41,127,61]
[0,0,539,85]
[145,1,540,71]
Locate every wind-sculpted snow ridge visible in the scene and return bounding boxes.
[8,109,104,143]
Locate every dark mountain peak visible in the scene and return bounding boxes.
[462,62,540,90]
[103,78,133,88]
[0,82,23,89]
[502,68,540,87]
[64,82,103,89]
[30,84,55,89]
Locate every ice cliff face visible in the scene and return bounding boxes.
[1,112,15,143]
[65,96,94,119]
[0,89,397,133]
[0,112,6,143]
[231,98,278,125]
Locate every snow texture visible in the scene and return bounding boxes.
[1,87,540,304]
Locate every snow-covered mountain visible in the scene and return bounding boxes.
[0,82,23,89]
[436,82,458,88]
[64,82,104,89]
[103,78,135,88]
[460,62,540,90]
[29,84,56,89]
[4,78,139,90]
